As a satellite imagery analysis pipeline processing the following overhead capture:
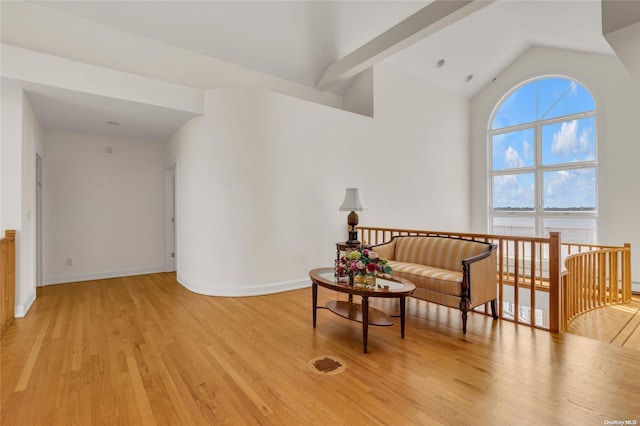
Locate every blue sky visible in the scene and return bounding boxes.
[491,78,596,210]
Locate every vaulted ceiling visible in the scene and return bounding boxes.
[3,1,625,141]
[34,0,613,98]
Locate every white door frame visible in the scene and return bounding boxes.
[36,154,44,287]
[165,163,176,272]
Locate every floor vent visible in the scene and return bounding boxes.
[307,356,346,375]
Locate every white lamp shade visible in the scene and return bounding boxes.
[339,188,367,211]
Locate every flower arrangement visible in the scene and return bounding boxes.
[338,248,392,279]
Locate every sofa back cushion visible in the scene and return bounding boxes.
[394,236,489,272]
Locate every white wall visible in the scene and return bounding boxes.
[1,81,23,234]
[1,82,25,314]
[371,64,470,230]
[470,46,640,287]
[1,41,200,316]
[20,91,44,314]
[1,44,204,117]
[0,81,44,316]
[167,63,470,296]
[43,130,166,284]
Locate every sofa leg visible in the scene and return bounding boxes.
[460,298,469,334]
[490,299,498,320]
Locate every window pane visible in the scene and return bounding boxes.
[493,217,536,237]
[538,78,595,121]
[543,218,597,245]
[489,77,597,239]
[491,78,595,130]
[491,81,537,130]
[542,117,595,165]
[493,173,535,211]
[543,168,596,211]
[492,128,534,170]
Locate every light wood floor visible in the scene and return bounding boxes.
[568,296,640,351]
[2,273,639,425]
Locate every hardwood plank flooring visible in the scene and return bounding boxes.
[567,296,640,351]
[2,273,639,425]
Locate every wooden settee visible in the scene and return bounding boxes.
[372,235,498,333]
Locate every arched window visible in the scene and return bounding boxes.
[488,76,597,244]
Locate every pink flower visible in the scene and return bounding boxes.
[368,251,379,260]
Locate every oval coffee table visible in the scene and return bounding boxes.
[309,267,415,353]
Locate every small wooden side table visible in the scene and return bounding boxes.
[335,241,361,267]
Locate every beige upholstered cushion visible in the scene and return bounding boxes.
[371,239,396,261]
[389,260,463,297]
[411,288,461,309]
[394,237,487,272]
[372,237,496,313]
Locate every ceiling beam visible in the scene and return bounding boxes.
[602,0,640,88]
[316,0,494,91]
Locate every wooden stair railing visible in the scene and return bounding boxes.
[356,226,562,331]
[356,226,631,333]
[562,244,632,330]
[1,230,16,334]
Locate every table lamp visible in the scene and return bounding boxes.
[339,188,367,244]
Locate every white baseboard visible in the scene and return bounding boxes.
[15,291,36,318]
[44,266,165,285]
[633,281,640,294]
[177,274,310,297]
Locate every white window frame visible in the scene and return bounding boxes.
[488,77,598,243]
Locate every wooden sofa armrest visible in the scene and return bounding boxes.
[460,244,498,332]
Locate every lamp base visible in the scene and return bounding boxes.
[346,230,360,245]
[345,211,360,245]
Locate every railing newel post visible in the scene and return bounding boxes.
[548,232,561,333]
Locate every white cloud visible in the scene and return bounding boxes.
[544,169,596,208]
[551,120,588,154]
[523,140,532,160]
[579,128,589,148]
[494,174,517,187]
[505,146,523,168]
[545,170,569,196]
[493,174,534,208]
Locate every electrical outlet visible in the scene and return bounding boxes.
[66,258,72,266]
